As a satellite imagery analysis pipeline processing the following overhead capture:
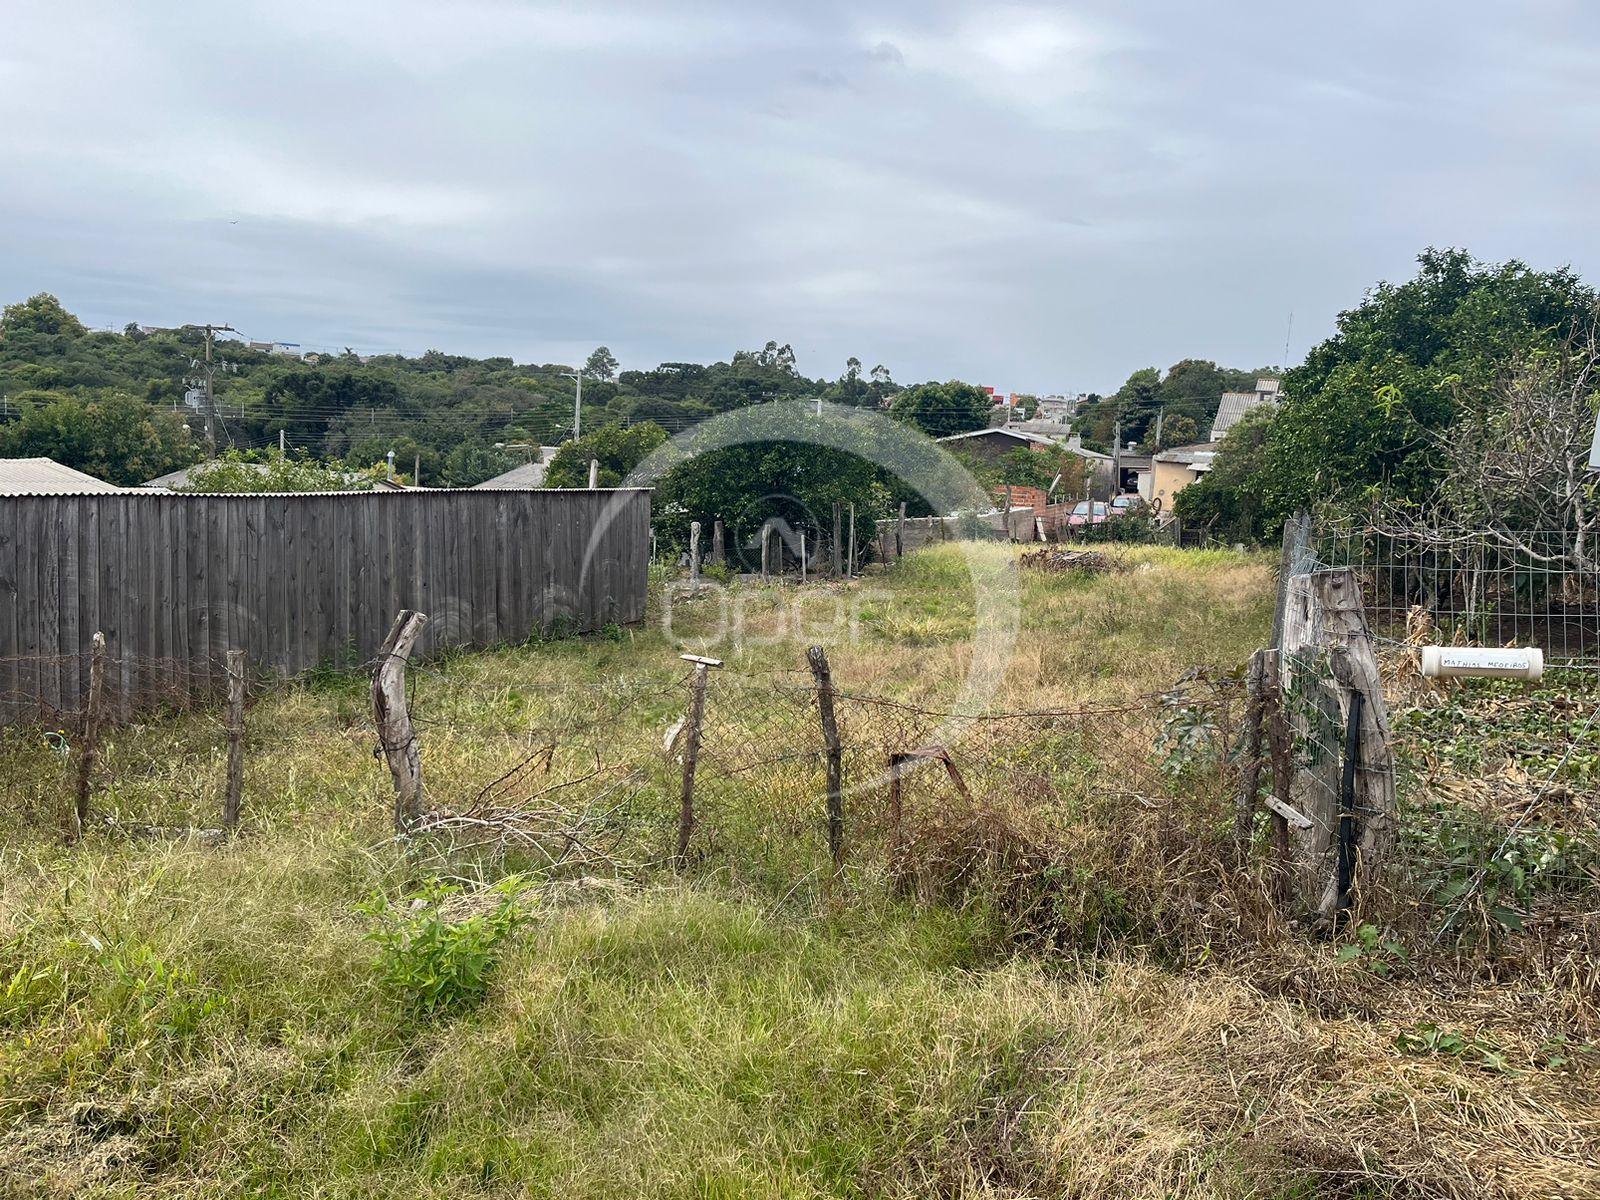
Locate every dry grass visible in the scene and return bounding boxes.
[2,542,1597,1197]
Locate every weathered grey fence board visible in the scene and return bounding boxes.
[0,504,16,718]
[0,489,651,722]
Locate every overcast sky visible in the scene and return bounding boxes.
[3,1,1597,394]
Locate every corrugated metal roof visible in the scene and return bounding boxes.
[1210,392,1276,442]
[140,462,234,490]
[938,427,1058,447]
[0,458,122,495]
[473,460,551,489]
[1153,442,1220,467]
[936,427,1114,461]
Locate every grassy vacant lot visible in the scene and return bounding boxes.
[1,544,1596,1198]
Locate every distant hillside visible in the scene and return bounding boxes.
[0,294,903,486]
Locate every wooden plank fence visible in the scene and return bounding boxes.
[0,488,651,723]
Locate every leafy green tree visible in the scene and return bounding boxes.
[1074,367,1157,447]
[0,392,196,485]
[441,441,517,487]
[1252,248,1596,520]
[545,421,669,488]
[584,346,619,382]
[655,442,890,547]
[826,356,870,406]
[971,445,1088,493]
[0,293,86,340]
[890,380,991,438]
[1156,414,1199,449]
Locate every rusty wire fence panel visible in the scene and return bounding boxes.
[1281,520,1600,942]
[3,639,1250,917]
[0,649,265,836]
[1314,517,1600,666]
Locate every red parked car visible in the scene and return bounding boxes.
[1066,501,1110,527]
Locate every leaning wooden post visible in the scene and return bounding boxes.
[1232,648,1269,861]
[689,520,702,585]
[70,632,107,843]
[831,502,843,578]
[587,458,600,489]
[847,504,856,577]
[807,645,845,868]
[711,518,725,568]
[1306,568,1396,918]
[675,653,722,866]
[372,609,428,833]
[222,649,247,832]
[896,501,907,559]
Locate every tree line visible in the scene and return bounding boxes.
[0,296,999,489]
[1173,248,1599,545]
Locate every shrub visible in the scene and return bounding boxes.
[357,878,529,1018]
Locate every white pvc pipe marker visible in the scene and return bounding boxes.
[1420,646,1544,681]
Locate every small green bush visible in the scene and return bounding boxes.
[357,878,529,1018]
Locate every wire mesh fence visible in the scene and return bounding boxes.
[1272,516,1600,946]
[1315,515,1600,665]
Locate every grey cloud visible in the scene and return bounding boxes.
[1,0,1597,393]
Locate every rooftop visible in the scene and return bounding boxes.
[1154,442,1220,468]
[0,457,122,495]
[1211,379,1281,441]
[473,460,553,489]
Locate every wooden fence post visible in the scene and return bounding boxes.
[847,504,856,577]
[223,649,247,831]
[373,609,428,833]
[69,631,107,843]
[711,518,725,568]
[1233,648,1269,861]
[807,645,844,868]
[587,459,600,489]
[675,653,722,866]
[1307,568,1395,917]
[1336,687,1365,919]
[888,752,906,853]
[1266,676,1295,905]
[831,502,842,578]
[896,502,907,559]
[1272,510,1312,650]
[689,520,702,585]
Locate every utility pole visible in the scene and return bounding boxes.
[562,369,583,441]
[1113,417,1122,494]
[1154,408,1164,449]
[200,323,237,458]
